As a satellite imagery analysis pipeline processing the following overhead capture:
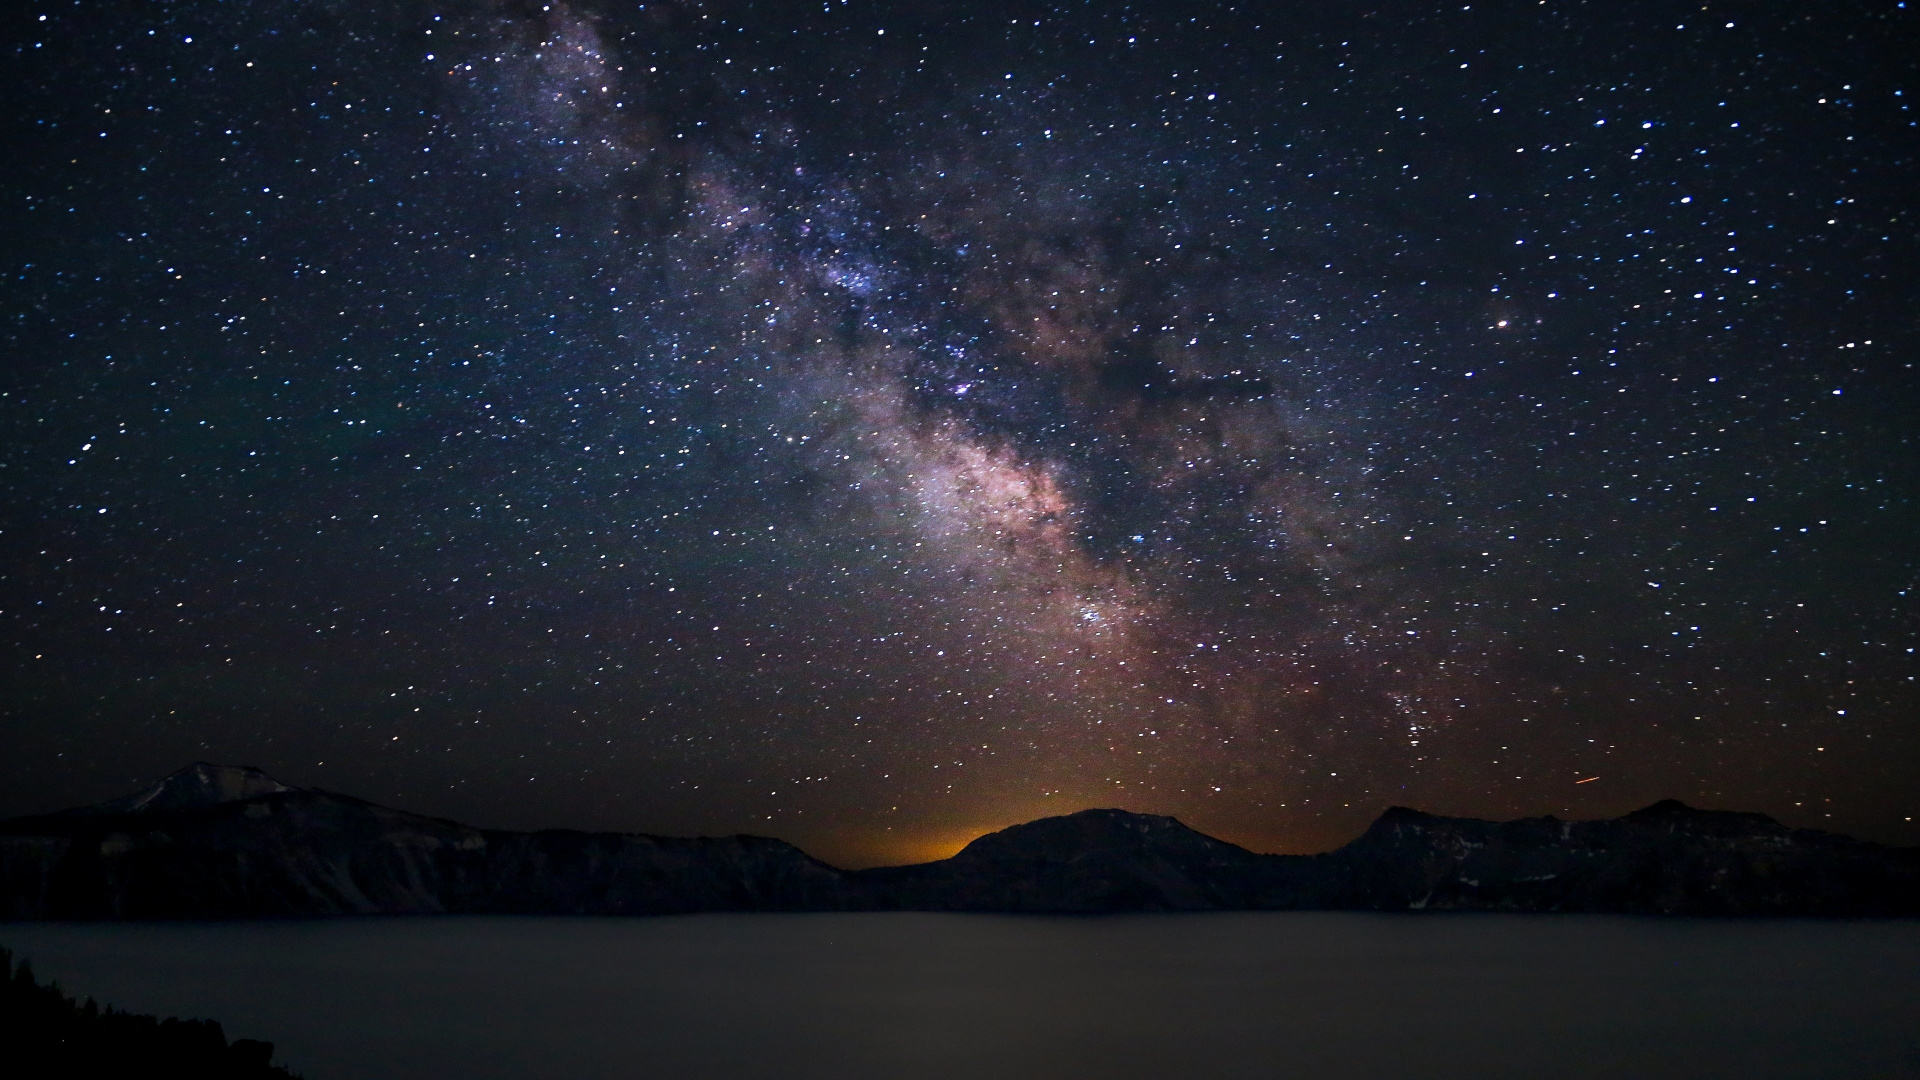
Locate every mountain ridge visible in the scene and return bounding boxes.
[2,765,1914,918]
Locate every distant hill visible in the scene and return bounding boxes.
[1,764,1914,918]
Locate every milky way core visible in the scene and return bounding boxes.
[3,0,1915,865]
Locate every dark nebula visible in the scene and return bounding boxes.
[3,0,1915,866]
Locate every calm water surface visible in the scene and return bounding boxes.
[4,913,1917,1079]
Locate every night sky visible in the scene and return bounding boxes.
[3,0,1916,867]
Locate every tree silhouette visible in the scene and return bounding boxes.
[0,945,299,1078]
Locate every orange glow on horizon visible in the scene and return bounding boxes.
[817,827,984,870]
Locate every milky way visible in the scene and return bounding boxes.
[3,0,1915,865]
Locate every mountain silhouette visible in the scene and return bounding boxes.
[1,765,1914,918]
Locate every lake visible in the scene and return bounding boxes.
[4,913,1917,1079]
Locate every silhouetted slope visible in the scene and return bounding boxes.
[1,765,1915,917]
[851,809,1285,911]
[0,944,298,1078]
[0,764,848,918]
[1319,800,1920,915]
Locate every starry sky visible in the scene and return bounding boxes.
[3,0,1916,867]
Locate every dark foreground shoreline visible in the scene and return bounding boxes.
[1,944,299,1078]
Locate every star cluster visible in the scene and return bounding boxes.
[2,0,1915,865]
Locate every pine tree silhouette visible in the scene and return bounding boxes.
[0,945,299,1078]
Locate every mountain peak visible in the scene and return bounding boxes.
[79,763,293,816]
[1349,805,1450,841]
[1619,798,1787,834]
[945,807,1227,864]
[1626,798,1698,817]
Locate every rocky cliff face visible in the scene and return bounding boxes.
[1,765,1914,918]
[0,765,848,918]
[1317,800,1920,916]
